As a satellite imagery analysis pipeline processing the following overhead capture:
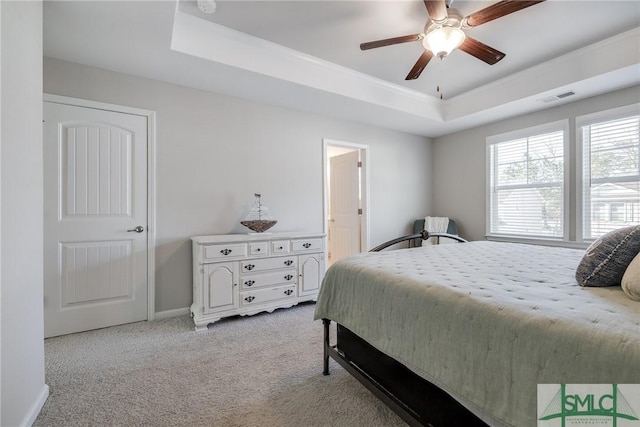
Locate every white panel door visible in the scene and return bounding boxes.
[329,151,361,263]
[44,102,148,337]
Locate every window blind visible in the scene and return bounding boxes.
[489,130,565,238]
[582,114,640,239]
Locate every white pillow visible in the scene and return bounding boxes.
[621,252,640,301]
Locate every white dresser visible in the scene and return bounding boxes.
[191,232,326,331]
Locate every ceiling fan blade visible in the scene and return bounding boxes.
[424,0,448,24]
[405,50,434,80]
[459,37,505,65]
[464,0,545,28]
[360,34,423,50]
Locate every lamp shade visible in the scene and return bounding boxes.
[423,26,466,57]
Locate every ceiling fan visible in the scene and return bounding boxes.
[360,0,546,81]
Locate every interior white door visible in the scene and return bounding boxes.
[329,150,361,263]
[43,102,148,338]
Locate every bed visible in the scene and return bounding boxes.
[314,239,640,427]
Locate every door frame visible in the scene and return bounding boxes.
[322,138,370,255]
[43,93,157,321]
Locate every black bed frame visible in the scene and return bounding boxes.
[322,322,488,427]
[321,231,488,427]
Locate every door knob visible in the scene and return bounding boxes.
[127,226,144,233]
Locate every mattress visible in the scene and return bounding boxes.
[314,241,640,427]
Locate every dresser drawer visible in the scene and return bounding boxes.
[240,285,296,306]
[249,241,268,256]
[203,243,248,262]
[291,238,323,252]
[240,256,297,273]
[271,240,290,254]
[240,269,297,290]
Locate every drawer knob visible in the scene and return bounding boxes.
[284,289,293,296]
[244,264,255,271]
[278,246,283,250]
[303,243,311,248]
[284,274,294,281]
[244,296,255,303]
[245,280,255,287]
[284,260,293,266]
[220,249,232,255]
[255,248,261,252]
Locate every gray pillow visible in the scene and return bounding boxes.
[576,225,640,287]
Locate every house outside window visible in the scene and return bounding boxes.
[578,106,640,240]
[487,121,569,239]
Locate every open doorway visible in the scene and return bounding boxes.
[323,139,369,265]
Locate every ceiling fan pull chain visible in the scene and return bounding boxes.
[435,58,444,100]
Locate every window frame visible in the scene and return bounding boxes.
[485,119,571,242]
[576,103,640,243]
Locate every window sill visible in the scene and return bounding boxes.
[485,234,590,250]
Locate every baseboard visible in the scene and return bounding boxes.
[154,307,190,320]
[22,384,49,427]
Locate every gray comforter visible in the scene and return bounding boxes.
[314,241,640,427]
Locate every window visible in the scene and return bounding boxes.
[486,105,640,245]
[487,121,568,239]
[579,106,640,240]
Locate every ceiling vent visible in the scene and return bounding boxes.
[538,91,576,104]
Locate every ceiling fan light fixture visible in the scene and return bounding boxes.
[423,25,466,58]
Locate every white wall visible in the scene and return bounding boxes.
[43,57,432,313]
[1,1,48,426]
[432,85,640,241]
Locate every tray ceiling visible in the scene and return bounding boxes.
[44,1,640,137]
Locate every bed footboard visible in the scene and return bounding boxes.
[322,319,488,427]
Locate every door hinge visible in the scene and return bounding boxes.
[357,161,362,167]
[358,208,363,215]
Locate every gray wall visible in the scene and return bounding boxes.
[43,57,432,313]
[431,85,640,241]
[1,1,48,425]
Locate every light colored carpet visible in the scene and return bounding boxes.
[34,302,406,426]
